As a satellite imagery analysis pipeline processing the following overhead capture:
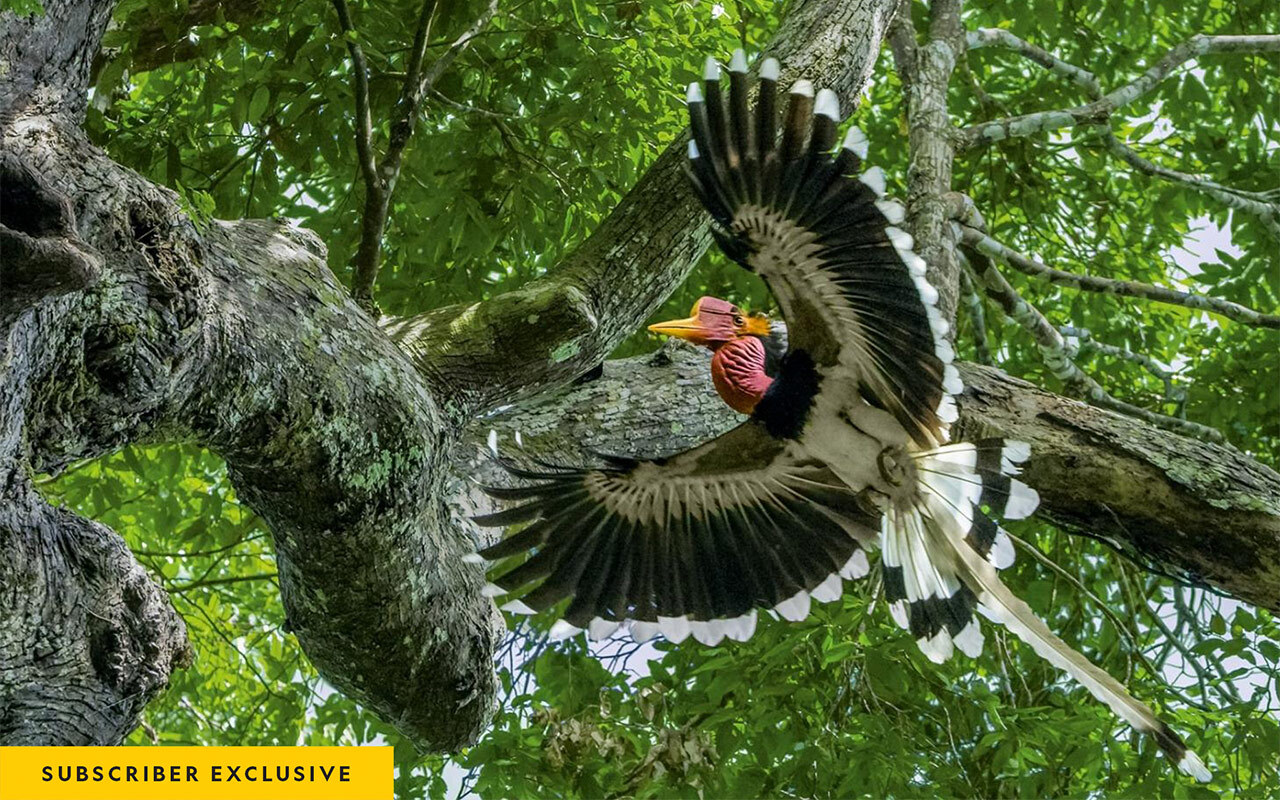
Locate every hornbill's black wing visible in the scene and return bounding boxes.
[470,420,879,644]
[684,53,959,447]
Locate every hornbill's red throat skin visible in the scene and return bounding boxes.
[466,50,1212,782]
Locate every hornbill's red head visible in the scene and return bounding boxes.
[649,296,776,414]
[647,296,770,347]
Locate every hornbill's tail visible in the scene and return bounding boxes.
[883,440,1211,782]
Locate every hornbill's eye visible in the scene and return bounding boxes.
[733,314,745,326]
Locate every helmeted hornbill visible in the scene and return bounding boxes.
[466,51,1209,781]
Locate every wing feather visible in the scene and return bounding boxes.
[686,53,954,446]
[472,422,878,639]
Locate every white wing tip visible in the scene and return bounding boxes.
[935,337,955,365]
[588,617,622,640]
[486,429,499,456]
[885,225,914,253]
[790,78,814,97]
[690,620,727,647]
[953,619,985,658]
[686,81,704,104]
[875,199,905,224]
[888,600,909,629]
[657,615,692,643]
[630,620,660,643]
[1179,750,1212,782]
[759,57,780,81]
[1003,480,1040,519]
[774,589,812,621]
[839,548,870,579]
[913,274,940,307]
[810,573,842,603]
[943,363,963,395]
[842,126,869,159]
[859,166,886,196]
[918,629,954,663]
[936,394,959,424]
[1003,440,1032,465]
[687,139,700,159]
[990,530,1016,569]
[703,55,720,81]
[480,582,506,597]
[501,599,534,615]
[549,619,583,640]
[461,552,486,565]
[729,48,748,73]
[814,88,840,120]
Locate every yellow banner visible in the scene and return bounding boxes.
[0,747,392,800]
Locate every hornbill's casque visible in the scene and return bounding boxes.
[466,51,1209,780]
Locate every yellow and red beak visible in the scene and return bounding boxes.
[647,314,711,344]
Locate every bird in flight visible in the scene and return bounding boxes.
[467,50,1209,781]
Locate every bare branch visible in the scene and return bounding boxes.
[961,246,1226,443]
[960,225,1280,329]
[1100,131,1280,241]
[967,29,1280,238]
[957,34,1280,150]
[329,0,378,196]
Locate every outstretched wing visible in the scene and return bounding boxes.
[684,52,958,447]
[471,421,879,645]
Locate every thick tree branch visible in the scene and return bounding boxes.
[957,34,1280,150]
[960,246,1225,443]
[1,112,500,749]
[960,225,1280,329]
[383,0,903,420]
[459,346,1280,612]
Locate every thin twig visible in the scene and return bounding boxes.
[329,0,378,196]
[167,572,279,594]
[1100,132,1280,241]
